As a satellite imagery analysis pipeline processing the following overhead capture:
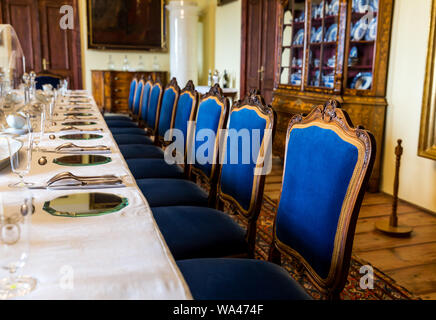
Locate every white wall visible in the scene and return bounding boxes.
[382,0,436,212]
[214,0,241,91]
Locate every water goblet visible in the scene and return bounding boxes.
[7,114,33,188]
[0,191,37,299]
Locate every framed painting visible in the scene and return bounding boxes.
[217,0,238,6]
[87,0,166,50]
[419,0,436,160]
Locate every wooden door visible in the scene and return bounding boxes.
[38,0,82,89]
[1,0,41,72]
[1,0,82,89]
[241,0,278,104]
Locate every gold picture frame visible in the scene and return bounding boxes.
[419,0,436,160]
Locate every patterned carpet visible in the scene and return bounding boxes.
[224,196,419,300]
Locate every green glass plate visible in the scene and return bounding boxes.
[59,134,103,140]
[53,155,112,166]
[61,121,97,126]
[43,192,128,217]
[64,113,94,117]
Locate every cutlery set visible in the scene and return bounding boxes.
[40,142,111,154]
[32,95,123,191]
[30,171,124,190]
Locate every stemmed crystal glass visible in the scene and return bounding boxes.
[7,113,33,188]
[30,107,45,152]
[0,190,37,299]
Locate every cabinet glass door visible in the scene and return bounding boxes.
[280,0,306,86]
[345,0,378,91]
[307,0,340,89]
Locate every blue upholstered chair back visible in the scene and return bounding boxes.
[132,80,144,116]
[35,75,61,90]
[140,80,153,122]
[128,78,138,112]
[272,101,375,298]
[191,84,229,181]
[146,81,163,131]
[218,91,274,215]
[172,80,199,154]
[157,78,180,139]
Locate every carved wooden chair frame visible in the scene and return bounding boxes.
[216,89,276,257]
[169,80,200,177]
[190,84,230,207]
[155,77,180,146]
[136,76,153,124]
[269,99,376,299]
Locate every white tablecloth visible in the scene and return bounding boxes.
[0,91,192,299]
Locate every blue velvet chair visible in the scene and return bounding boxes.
[177,100,376,300]
[35,72,62,90]
[106,79,144,129]
[113,79,163,145]
[116,78,180,159]
[151,90,275,261]
[135,84,229,208]
[109,78,153,135]
[126,80,199,179]
[104,77,138,122]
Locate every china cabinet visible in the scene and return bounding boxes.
[272,0,393,191]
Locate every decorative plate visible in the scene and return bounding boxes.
[61,121,97,126]
[280,68,289,85]
[353,18,368,41]
[59,133,103,140]
[365,17,377,40]
[315,26,323,43]
[351,72,373,90]
[325,23,338,42]
[357,0,370,13]
[53,154,112,166]
[330,0,340,15]
[282,26,292,46]
[310,27,316,43]
[284,10,292,24]
[293,29,304,45]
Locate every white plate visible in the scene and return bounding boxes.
[0,138,22,171]
[282,26,292,46]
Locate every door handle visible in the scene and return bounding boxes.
[42,58,50,71]
[258,66,265,81]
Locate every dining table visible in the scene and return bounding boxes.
[0,90,192,300]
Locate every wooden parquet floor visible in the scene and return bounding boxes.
[265,157,436,300]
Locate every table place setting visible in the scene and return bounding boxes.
[0,88,192,300]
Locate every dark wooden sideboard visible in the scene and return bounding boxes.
[91,70,168,113]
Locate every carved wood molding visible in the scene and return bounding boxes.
[419,0,436,160]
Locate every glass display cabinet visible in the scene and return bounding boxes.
[272,0,393,191]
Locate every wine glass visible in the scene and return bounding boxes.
[8,114,33,188]
[30,107,45,152]
[0,191,37,299]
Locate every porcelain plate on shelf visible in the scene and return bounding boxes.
[293,29,305,45]
[325,23,338,42]
[351,72,373,90]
